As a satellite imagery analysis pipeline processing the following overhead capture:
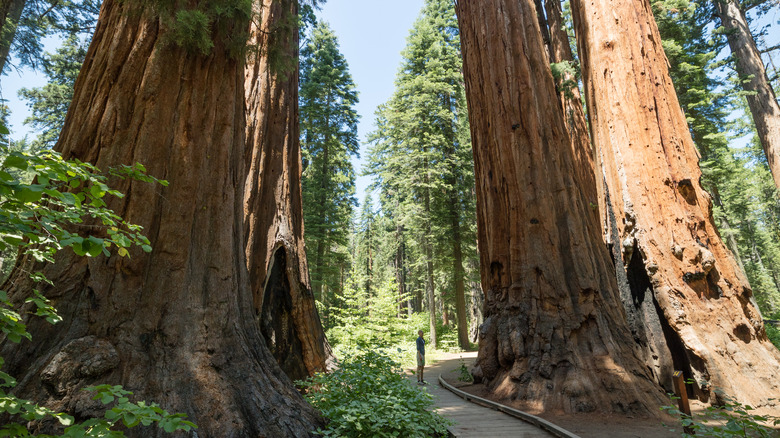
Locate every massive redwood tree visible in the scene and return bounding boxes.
[536,0,676,391]
[456,0,666,415]
[243,0,334,383]
[0,0,322,435]
[571,0,780,407]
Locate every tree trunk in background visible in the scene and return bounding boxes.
[395,224,408,316]
[572,0,780,407]
[715,0,780,193]
[0,0,24,72]
[243,0,334,383]
[456,0,666,415]
[467,258,484,343]
[451,205,468,349]
[423,163,438,348]
[445,140,469,348]
[0,0,322,435]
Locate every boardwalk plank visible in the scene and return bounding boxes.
[409,352,556,438]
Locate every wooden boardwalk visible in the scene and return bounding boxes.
[410,352,561,438]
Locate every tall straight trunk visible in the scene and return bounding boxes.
[366,227,373,296]
[450,201,468,349]
[456,0,666,415]
[395,224,407,316]
[466,257,484,343]
[572,0,780,407]
[423,170,438,348]
[444,139,469,348]
[715,0,780,192]
[541,0,675,390]
[0,0,24,72]
[243,0,333,383]
[0,0,322,435]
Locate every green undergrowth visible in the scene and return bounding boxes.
[298,349,452,438]
[663,385,780,437]
[764,315,780,351]
[0,122,193,436]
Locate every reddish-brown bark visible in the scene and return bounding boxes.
[243,0,334,382]
[0,0,322,434]
[456,0,666,415]
[572,0,780,407]
[715,0,780,193]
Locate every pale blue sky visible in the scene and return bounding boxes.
[2,1,777,203]
[316,0,424,202]
[0,1,425,205]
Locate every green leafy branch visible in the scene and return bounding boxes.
[0,121,194,436]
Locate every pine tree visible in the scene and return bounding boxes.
[18,34,87,150]
[715,0,780,192]
[299,21,359,311]
[366,0,477,350]
[0,0,98,73]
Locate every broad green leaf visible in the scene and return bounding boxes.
[3,155,27,171]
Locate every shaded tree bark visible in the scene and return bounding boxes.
[423,158,438,348]
[444,141,469,349]
[715,0,780,192]
[394,223,409,316]
[0,0,24,72]
[539,0,676,390]
[456,0,666,415]
[572,0,780,406]
[543,0,601,222]
[0,0,323,435]
[243,0,334,383]
[467,258,484,343]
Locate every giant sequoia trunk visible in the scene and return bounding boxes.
[715,0,780,193]
[456,0,666,415]
[571,0,780,407]
[243,0,333,383]
[541,0,675,391]
[0,0,322,435]
[542,0,601,223]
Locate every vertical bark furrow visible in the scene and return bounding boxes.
[572,0,780,407]
[243,0,334,379]
[1,0,323,435]
[456,0,666,415]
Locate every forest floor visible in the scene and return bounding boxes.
[434,351,681,438]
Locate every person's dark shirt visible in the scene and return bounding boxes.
[416,336,425,356]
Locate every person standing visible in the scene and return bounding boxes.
[416,330,427,385]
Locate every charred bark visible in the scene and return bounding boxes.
[572,0,780,407]
[0,0,323,435]
[456,0,666,415]
[243,0,334,382]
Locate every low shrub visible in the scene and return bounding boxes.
[765,322,780,351]
[298,349,452,437]
[662,387,779,437]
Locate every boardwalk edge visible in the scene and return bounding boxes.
[437,374,583,438]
